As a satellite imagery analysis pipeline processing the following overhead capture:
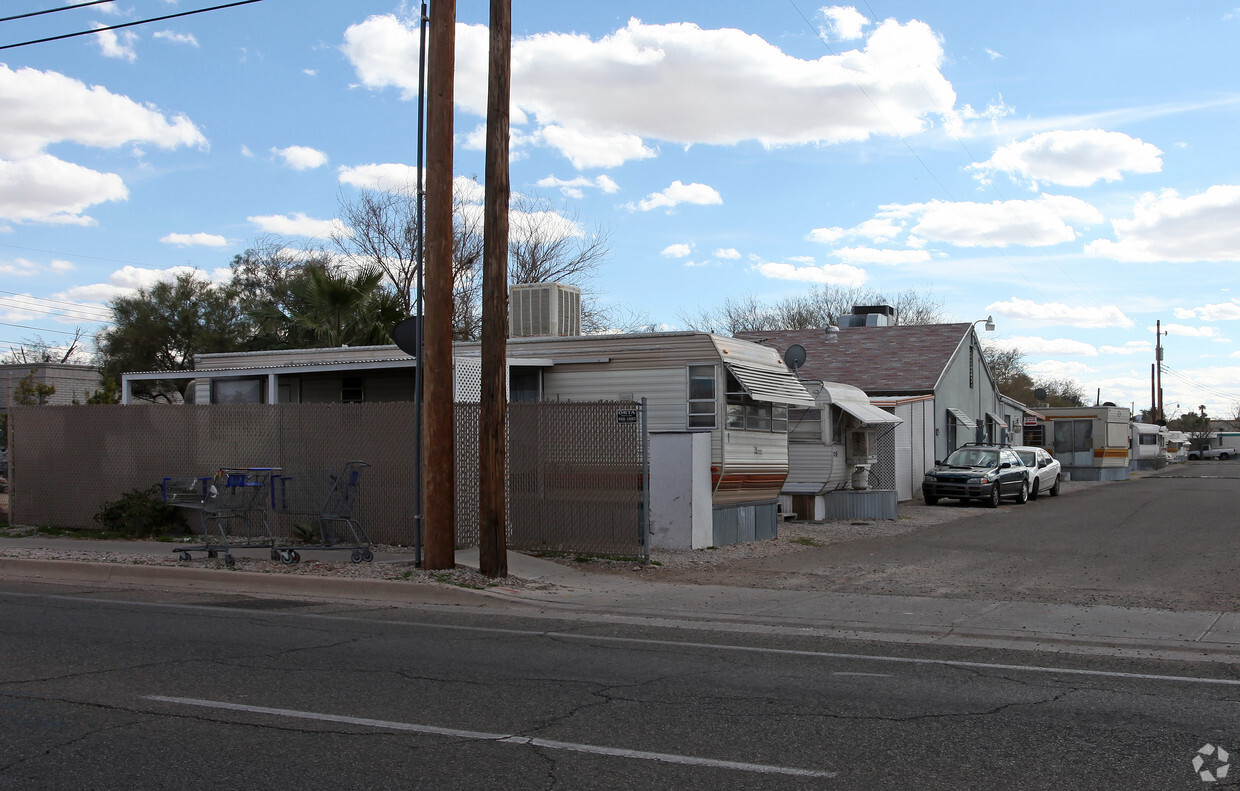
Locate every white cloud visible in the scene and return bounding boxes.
[713,247,741,259]
[337,163,421,192]
[631,180,722,212]
[1099,341,1153,355]
[1086,186,1240,263]
[661,243,693,258]
[1027,360,1091,377]
[160,232,228,247]
[0,65,206,159]
[984,48,1003,60]
[883,194,1102,247]
[833,247,931,265]
[272,145,328,171]
[1159,323,1220,338]
[752,261,868,286]
[0,155,128,225]
[343,15,956,168]
[819,6,869,40]
[808,217,902,244]
[972,129,1162,188]
[248,212,350,239]
[153,30,199,47]
[59,265,214,303]
[535,125,656,170]
[93,25,139,62]
[536,174,622,198]
[987,335,1099,357]
[1176,300,1240,321]
[986,297,1133,328]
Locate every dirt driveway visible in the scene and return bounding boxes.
[590,467,1240,612]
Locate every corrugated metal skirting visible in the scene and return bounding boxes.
[821,489,898,520]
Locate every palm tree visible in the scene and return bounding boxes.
[249,263,401,349]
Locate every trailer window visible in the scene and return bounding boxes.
[687,365,716,429]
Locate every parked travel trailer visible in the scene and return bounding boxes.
[1039,406,1132,481]
[461,331,815,547]
[782,381,903,520]
[1129,422,1166,470]
[1164,430,1189,462]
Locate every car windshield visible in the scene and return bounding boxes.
[944,449,997,467]
[1015,451,1036,466]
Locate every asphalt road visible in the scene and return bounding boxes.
[719,461,1240,611]
[1,582,1238,790]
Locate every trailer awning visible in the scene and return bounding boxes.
[724,362,815,406]
[946,407,977,430]
[835,399,903,427]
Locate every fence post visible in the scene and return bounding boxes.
[640,397,650,565]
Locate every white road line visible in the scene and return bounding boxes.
[144,695,837,778]
[9,591,1240,687]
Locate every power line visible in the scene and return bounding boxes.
[0,321,86,337]
[0,289,111,316]
[0,1,114,24]
[0,0,264,52]
[0,299,111,324]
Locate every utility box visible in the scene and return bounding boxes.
[509,282,582,338]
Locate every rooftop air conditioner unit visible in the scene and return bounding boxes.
[509,282,582,338]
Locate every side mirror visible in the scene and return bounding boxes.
[934,460,942,465]
[1000,462,1011,469]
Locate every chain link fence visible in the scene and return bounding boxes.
[9,401,645,556]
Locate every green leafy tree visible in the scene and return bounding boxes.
[84,378,122,405]
[96,273,251,403]
[13,370,55,405]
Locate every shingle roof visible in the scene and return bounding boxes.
[734,323,974,394]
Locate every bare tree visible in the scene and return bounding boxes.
[681,285,946,335]
[334,184,614,340]
[3,329,91,365]
[334,188,421,315]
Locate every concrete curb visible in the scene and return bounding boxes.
[0,557,494,607]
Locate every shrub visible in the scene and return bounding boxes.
[93,486,188,538]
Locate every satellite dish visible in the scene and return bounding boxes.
[784,344,806,371]
[1033,387,1048,401]
[393,316,422,356]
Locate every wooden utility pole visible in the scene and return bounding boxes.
[478,0,511,579]
[421,0,457,570]
[1155,320,1165,422]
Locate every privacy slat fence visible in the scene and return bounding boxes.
[8,401,645,557]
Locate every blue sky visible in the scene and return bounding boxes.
[3,1,1240,420]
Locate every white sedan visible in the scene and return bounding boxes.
[1012,446,1061,499]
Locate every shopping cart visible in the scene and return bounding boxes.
[269,461,372,564]
[161,467,280,567]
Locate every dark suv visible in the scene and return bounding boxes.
[922,444,1030,508]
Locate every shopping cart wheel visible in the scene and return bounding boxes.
[224,554,235,568]
[179,551,192,562]
[362,548,374,563]
[290,550,300,564]
[270,549,280,561]
[351,548,363,564]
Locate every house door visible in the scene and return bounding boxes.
[1053,419,1093,467]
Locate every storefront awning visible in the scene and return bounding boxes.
[946,407,977,430]
[724,362,815,406]
[986,411,1007,427]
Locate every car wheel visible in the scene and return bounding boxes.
[985,485,1000,508]
[1029,479,1039,500]
[924,495,939,506]
[1014,480,1028,504]
[1050,475,1060,496]
[1221,452,1231,461]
